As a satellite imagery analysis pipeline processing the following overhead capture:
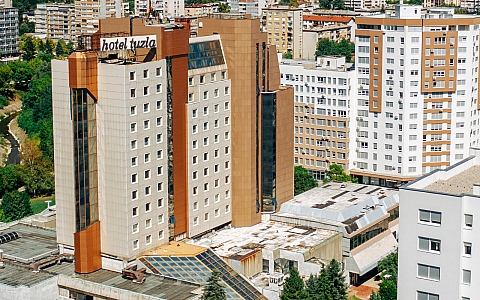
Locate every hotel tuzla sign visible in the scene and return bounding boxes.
[100,35,157,51]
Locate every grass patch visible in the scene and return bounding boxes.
[30,195,55,214]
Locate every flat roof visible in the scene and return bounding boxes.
[49,262,201,300]
[142,241,206,257]
[423,165,480,195]
[0,223,58,262]
[0,263,56,287]
[288,182,397,213]
[191,221,338,257]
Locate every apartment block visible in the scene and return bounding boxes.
[74,0,116,35]
[0,6,18,56]
[198,14,294,226]
[134,0,184,18]
[398,148,480,300]
[263,7,303,59]
[353,5,480,186]
[35,3,75,41]
[280,56,356,180]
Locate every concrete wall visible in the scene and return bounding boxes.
[0,277,58,300]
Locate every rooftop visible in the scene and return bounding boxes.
[0,262,56,287]
[303,15,353,23]
[403,148,480,196]
[47,262,201,300]
[276,182,399,233]
[191,221,338,258]
[0,223,57,263]
[424,165,480,195]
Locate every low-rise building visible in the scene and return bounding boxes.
[272,181,399,284]
[184,3,217,16]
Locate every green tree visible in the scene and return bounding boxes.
[324,164,352,183]
[294,166,318,195]
[281,268,309,300]
[315,38,355,63]
[66,40,75,54]
[9,60,35,91]
[218,2,230,12]
[306,260,348,300]
[0,165,21,196]
[22,35,36,61]
[19,17,35,35]
[378,279,396,300]
[370,291,382,300]
[55,39,66,56]
[332,0,345,9]
[376,251,398,300]
[319,0,332,9]
[283,51,293,59]
[0,190,32,222]
[0,64,14,99]
[200,269,226,300]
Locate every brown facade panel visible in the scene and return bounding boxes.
[68,52,98,100]
[275,87,294,208]
[422,151,450,156]
[369,32,382,113]
[423,119,451,124]
[198,17,263,227]
[74,221,102,274]
[421,31,458,94]
[171,55,189,237]
[422,162,450,167]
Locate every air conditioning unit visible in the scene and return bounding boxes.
[389,87,393,90]
[394,116,399,120]
[389,76,393,79]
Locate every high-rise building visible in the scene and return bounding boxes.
[198,14,294,227]
[352,5,480,186]
[263,7,303,59]
[280,56,356,180]
[53,15,292,273]
[398,147,480,300]
[35,3,76,41]
[0,2,18,57]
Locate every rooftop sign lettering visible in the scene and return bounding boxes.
[100,35,157,51]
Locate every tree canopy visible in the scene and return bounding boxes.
[217,3,230,12]
[319,0,345,9]
[306,259,348,300]
[281,268,309,300]
[323,164,354,183]
[0,190,32,222]
[370,250,398,300]
[294,166,318,195]
[200,269,227,300]
[315,38,355,63]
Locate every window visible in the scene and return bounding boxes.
[144,137,150,146]
[419,209,441,225]
[158,214,164,224]
[130,106,137,115]
[465,214,473,228]
[144,120,150,130]
[464,242,472,256]
[143,69,149,78]
[193,217,199,226]
[145,186,151,195]
[157,150,162,159]
[131,173,138,183]
[418,237,441,252]
[203,91,208,100]
[130,123,137,133]
[146,234,152,245]
[131,140,137,150]
[417,264,440,281]
[225,86,230,95]
[156,67,161,76]
[132,223,139,233]
[158,230,164,240]
[463,269,471,284]
[204,212,209,221]
[133,240,139,250]
[144,103,150,113]
[144,170,151,179]
[156,133,162,143]
[157,182,163,191]
[143,86,149,96]
[156,117,162,127]
[130,71,136,81]
[131,157,137,167]
[144,153,150,163]
[204,198,209,207]
[193,201,198,211]
[158,198,164,207]
[156,84,162,93]
[156,100,162,110]
[203,106,208,115]
[225,204,230,213]
[132,190,138,200]
[417,291,439,300]
[132,206,138,217]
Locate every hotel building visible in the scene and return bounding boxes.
[52,15,292,273]
[398,147,480,300]
[353,5,480,186]
[198,14,294,227]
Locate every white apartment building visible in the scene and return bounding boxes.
[280,56,356,180]
[74,0,116,35]
[35,3,75,41]
[398,147,480,300]
[353,5,480,186]
[187,35,232,238]
[0,6,18,56]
